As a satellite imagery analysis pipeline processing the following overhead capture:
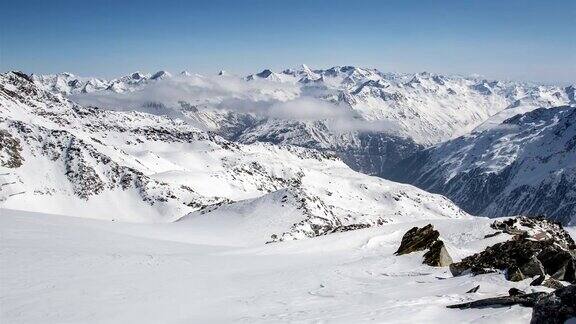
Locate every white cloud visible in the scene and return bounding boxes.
[70,74,401,135]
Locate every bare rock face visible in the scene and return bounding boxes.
[395,224,439,255]
[423,240,453,267]
[0,130,23,168]
[448,284,576,324]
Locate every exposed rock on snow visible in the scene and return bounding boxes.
[395,224,453,267]
[395,224,439,255]
[0,129,23,168]
[466,285,480,293]
[542,278,566,290]
[491,216,576,249]
[448,284,576,324]
[447,290,547,309]
[423,240,453,267]
[450,218,576,283]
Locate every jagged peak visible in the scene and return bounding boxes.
[256,69,274,78]
[150,70,172,80]
[129,71,147,80]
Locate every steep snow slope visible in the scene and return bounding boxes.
[2,208,557,323]
[390,106,576,225]
[0,71,466,240]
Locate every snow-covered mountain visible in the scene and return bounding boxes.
[390,105,576,225]
[1,71,468,242]
[33,65,574,179]
[24,66,576,224]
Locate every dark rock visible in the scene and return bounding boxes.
[395,224,439,255]
[447,291,547,309]
[530,275,546,286]
[448,285,576,324]
[509,288,526,296]
[542,278,565,290]
[466,285,480,293]
[521,255,546,278]
[0,130,24,168]
[491,217,575,250]
[531,285,576,324]
[423,240,453,267]
[484,231,502,238]
[507,265,525,282]
[450,238,576,284]
[537,247,576,283]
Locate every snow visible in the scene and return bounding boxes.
[1,208,556,324]
[35,66,575,146]
[2,68,575,323]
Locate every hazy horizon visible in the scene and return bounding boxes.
[1,0,575,84]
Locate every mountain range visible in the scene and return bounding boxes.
[19,65,576,223]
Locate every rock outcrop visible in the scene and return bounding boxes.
[450,217,576,283]
[423,240,453,267]
[450,238,575,282]
[395,224,439,255]
[395,224,453,267]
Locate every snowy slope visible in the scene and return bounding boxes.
[1,71,467,240]
[390,106,576,225]
[2,208,559,323]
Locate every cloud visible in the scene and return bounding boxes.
[69,74,401,135]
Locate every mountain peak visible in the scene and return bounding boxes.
[256,69,274,78]
[129,71,146,80]
[150,70,172,80]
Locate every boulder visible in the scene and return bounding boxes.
[395,224,439,255]
[423,240,453,267]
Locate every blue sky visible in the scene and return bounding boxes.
[1,0,574,83]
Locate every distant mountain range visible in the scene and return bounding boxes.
[6,65,576,225]
[1,71,467,243]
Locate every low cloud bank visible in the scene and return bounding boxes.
[70,74,400,135]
